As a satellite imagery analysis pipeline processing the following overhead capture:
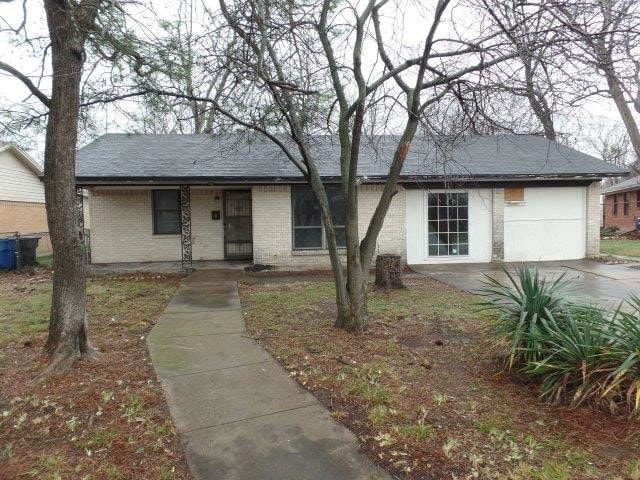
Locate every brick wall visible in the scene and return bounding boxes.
[585,181,602,256]
[0,200,48,234]
[252,184,407,270]
[0,200,51,254]
[89,188,225,263]
[491,188,504,262]
[603,189,640,233]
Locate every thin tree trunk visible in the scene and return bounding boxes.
[523,59,556,140]
[606,72,640,163]
[35,0,99,382]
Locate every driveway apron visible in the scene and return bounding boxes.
[147,270,390,480]
[410,259,640,307]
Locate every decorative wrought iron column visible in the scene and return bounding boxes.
[180,186,193,271]
[76,186,90,263]
[76,186,85,237]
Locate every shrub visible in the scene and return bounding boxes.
[523,302,640,415]
[482,267,640,415]
[478,267,573,369]
[601,226,620,236]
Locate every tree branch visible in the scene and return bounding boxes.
[0,61,51,107]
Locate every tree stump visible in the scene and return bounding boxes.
[374,254,405,291]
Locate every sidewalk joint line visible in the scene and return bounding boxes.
[183,403,319,433]
[151,331,246,339]
[160,360,271,379]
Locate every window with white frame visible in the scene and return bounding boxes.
[427,192,469,256]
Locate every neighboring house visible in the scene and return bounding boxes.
[0,143,49,248]
[75,133,625,269]
[601,176,640,232]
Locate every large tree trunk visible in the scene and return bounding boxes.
[36,0,99,382]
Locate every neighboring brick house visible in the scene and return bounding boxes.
[75,133,625,270]
[0,143,52,252]
[602,176,640,232]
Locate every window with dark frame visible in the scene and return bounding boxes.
[613,194,618,216]
[292,186,346,250]
[152,190,181,235]
[637,190,640,208]
[427,192,469,256]
[624,192,631,216]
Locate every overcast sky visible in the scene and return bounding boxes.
[0,0,630,164]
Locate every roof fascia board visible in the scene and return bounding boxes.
[77,175,612,188]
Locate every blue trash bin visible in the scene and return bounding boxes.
[636,217,640,231]
[0,238,16,270]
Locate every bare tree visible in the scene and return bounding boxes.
[584,122,636,185]
[162,0,545,333]
[117,0,232,133]
[544,0,640,164]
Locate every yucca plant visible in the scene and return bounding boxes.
[524,301,640,415]
[478,266,574,369]
[604,296,640,413]
[522,307,612,408]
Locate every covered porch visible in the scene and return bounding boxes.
[79,185,254,270]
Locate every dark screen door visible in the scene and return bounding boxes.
[224,190,253,260]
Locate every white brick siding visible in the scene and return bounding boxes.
[89,188,225,263]
[252,184,406,270]
[491,188,505,262]
[585,181,601,256]
[89,183,596,267]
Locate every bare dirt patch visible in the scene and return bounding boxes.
[0,270,191,480]
[240,276,640,480]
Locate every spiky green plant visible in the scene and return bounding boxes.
[522,307,611,407]
[605,296,640,412]
[478,267,573,369]
[524,301,640,415]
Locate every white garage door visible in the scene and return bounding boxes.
[504,187,586,262]
[406,188,493,264]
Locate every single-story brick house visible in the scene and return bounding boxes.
[75,133,625,269]
[601,176,640,232]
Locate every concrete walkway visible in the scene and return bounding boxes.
[147,270,390,480]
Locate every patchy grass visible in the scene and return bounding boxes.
[0,269,190,480]
[601,239,640,257]
[240,277,640,479]
[36,253,54,268]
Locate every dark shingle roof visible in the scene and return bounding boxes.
[601,176,640,195]
[75,133,626,183]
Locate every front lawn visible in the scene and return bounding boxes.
[0,269,190,480]
[240,277,640,480]
[601,239,640,257]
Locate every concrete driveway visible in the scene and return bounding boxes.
[410,259,640,307]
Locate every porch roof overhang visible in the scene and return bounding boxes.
[75,172,620,188]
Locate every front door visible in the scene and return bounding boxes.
[223,190,253,260]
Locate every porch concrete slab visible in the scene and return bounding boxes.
[149,334,271,378]
[90,260,249,275]
[161,361,317,431]
[148,311,246,339]
[411,260,640,307]
[165,290,241,313]
[182,404,388,480]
